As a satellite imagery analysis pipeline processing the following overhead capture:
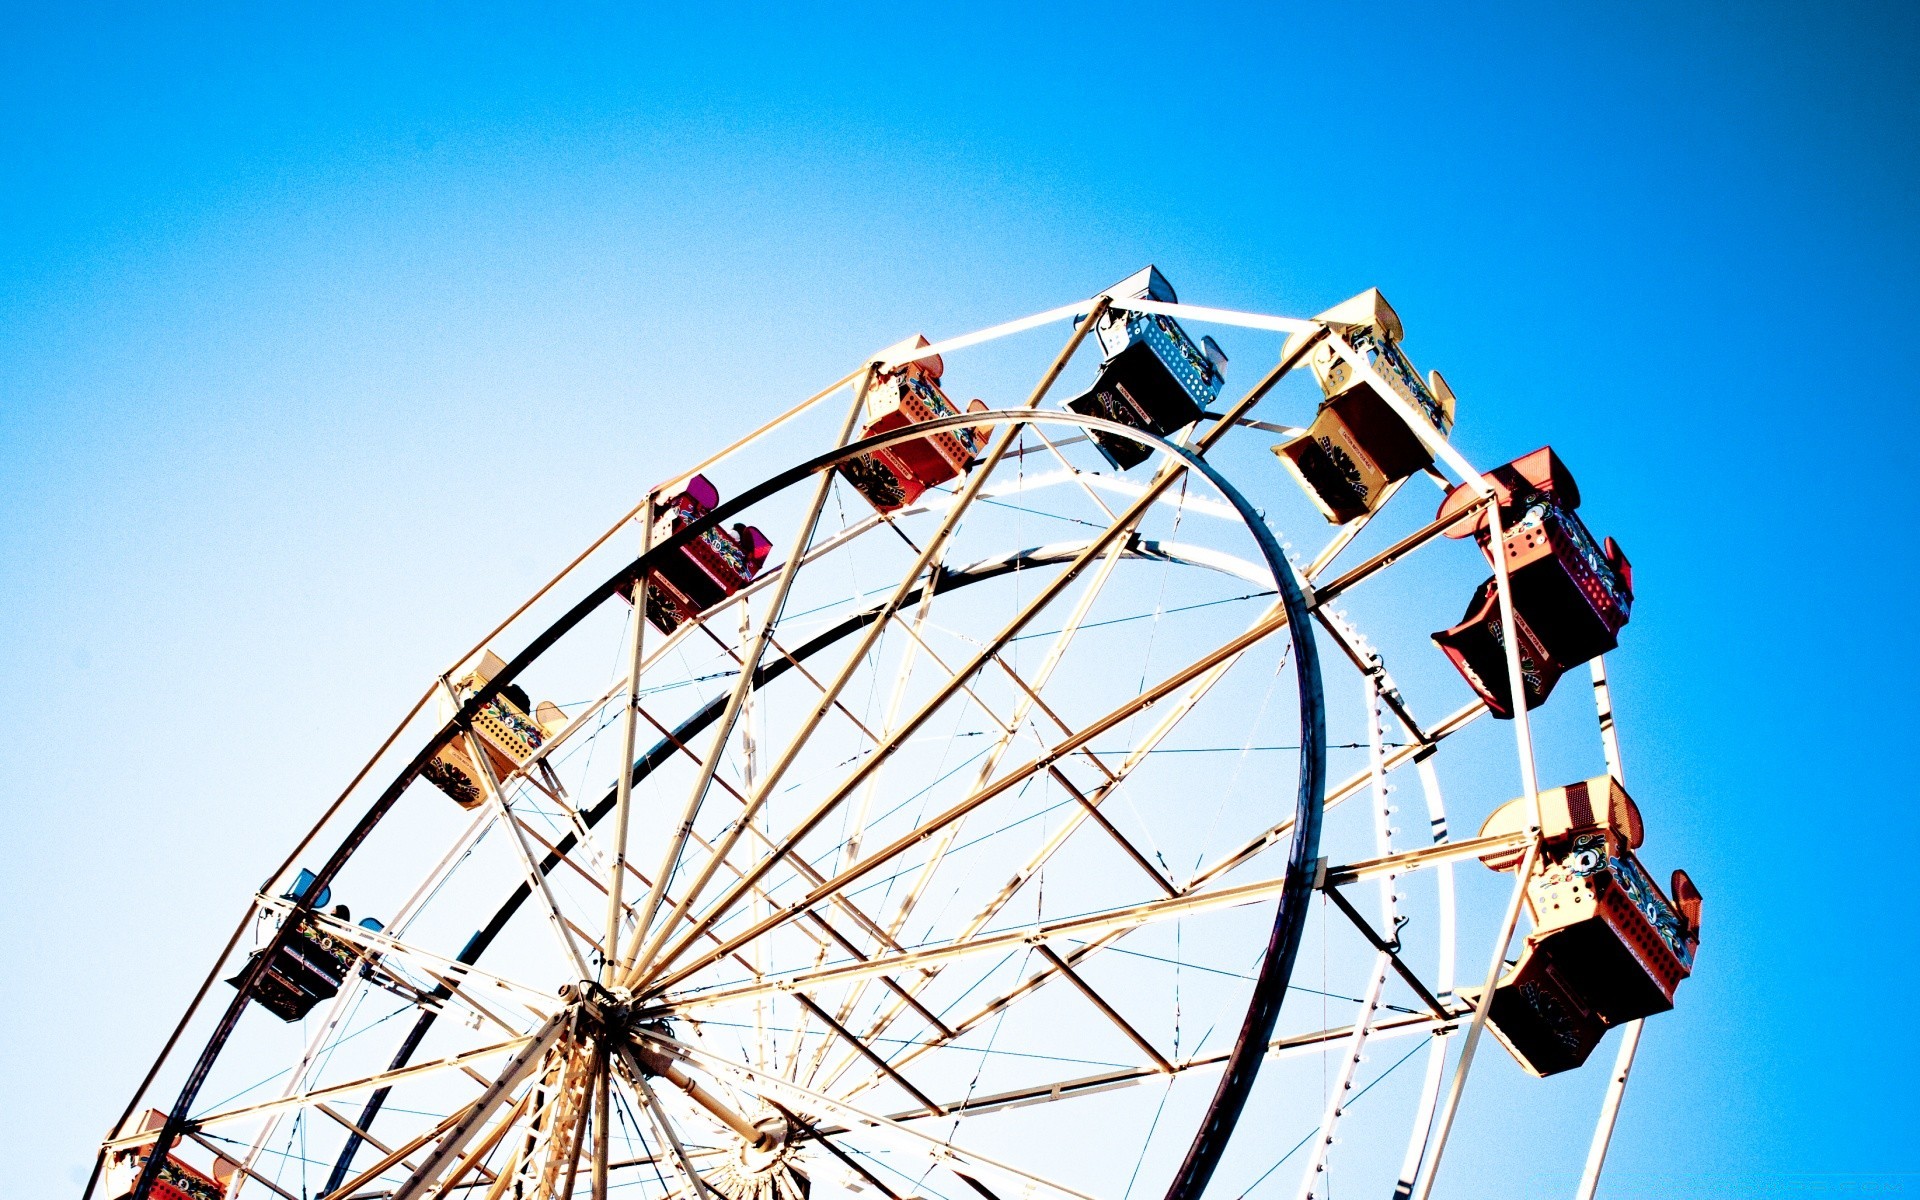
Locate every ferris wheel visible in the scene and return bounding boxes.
[93,268,1701,1200]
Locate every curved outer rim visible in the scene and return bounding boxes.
[119,408,1326,1200]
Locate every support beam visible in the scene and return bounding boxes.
[1319,884,1450,1021]
[791,992,946,1117]
[1035,945,1173,1072]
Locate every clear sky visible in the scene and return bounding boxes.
[3,2,1916,1196]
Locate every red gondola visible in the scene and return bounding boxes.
[422,650,566,808]
[634,475,773,634]
[104,1110,238,1200]
[839,336,991,512]
[1476,775,1701,1077]
[1430,447,1633,717]
[1272,288,1457,524]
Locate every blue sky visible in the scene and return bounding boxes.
[3,2,1916,1196]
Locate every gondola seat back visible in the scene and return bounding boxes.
[1066,266,1228,470]
[840,335,992,511]
[1476,776,1701,1077]
[635,474,773,633]
[422,650,562,808]
[1273,288,1457,523]
[1430,447,1632,717]
[105,1110,238,1200]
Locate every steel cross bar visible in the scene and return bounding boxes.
[780,1102,905,1200]
[318,1101,483,1200]
[699,620,885,745]
[809,588,1177,973]
[850,1007,1463,1128]
[130,1033,543,1139]
[456,716,596,981]
[1311,610,1429,744]
[656,814,1503,1023]
[1320,830,1529,889]
[602,502,656,985]
[1045,763,1178,896]
[648,867,1307,1012]
[831,927,1133,1100]
[877,584,1126,791]
[1319,883,1451,1020]
[622,303,1112,987]
[1035,943,1174,1072]
[801,914,955,1037]
[316,1102,411,1173]
[789,992,946,1116]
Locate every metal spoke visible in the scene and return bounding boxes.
[623,307,1111,987]
[126,1033,544,1139]
[645,1032,1100,1200]
[386,1013,567,1200]
[453,711,596,982]
[629,375,872,972]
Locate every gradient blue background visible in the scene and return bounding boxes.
[3,3,1915,1196]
